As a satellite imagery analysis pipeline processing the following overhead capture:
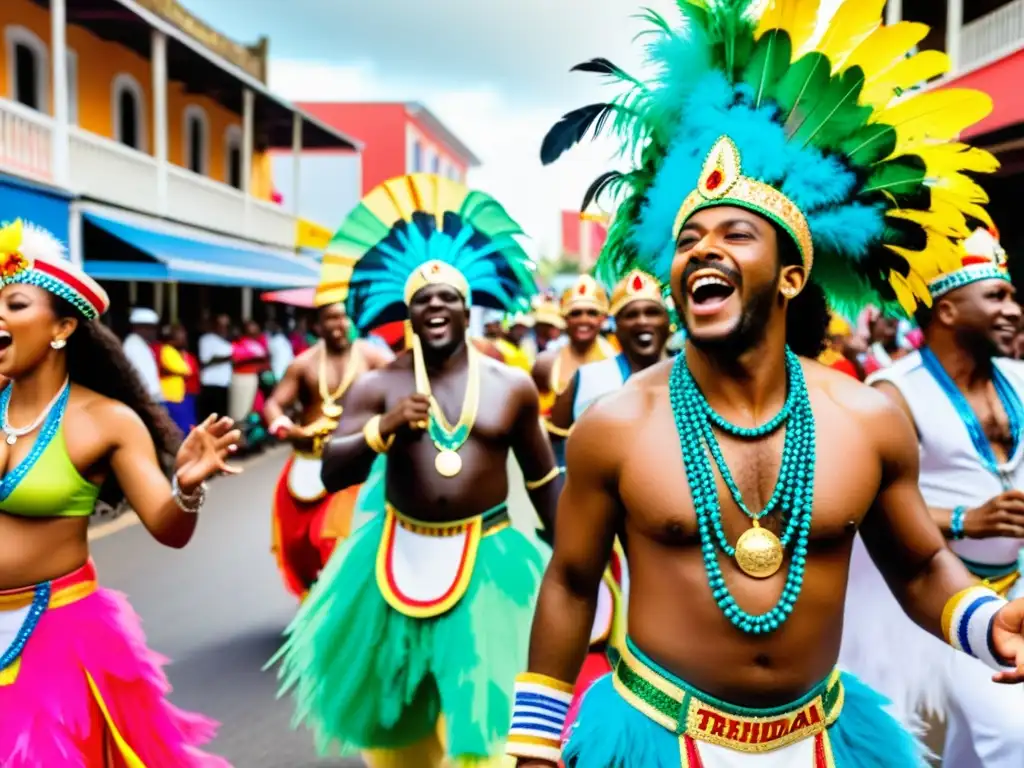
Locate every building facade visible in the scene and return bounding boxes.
[0,0,361,330]
[560,210,608,272]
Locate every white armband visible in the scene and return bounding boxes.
[505,673,574,762]
[942,586,1012,671]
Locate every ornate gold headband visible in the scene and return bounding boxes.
[403,260,470,305]
[672,136,814,274]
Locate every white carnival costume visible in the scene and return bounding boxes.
[841,229,1024,767]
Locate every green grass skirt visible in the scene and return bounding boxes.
[271,456,547,761]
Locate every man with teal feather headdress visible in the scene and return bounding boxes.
[270,173,561,767]
[506,2,1024,768]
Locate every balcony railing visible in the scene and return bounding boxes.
[961,0,1024,73]
[0,100,53,184]
[1,97,295,249]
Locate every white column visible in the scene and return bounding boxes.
[153,282,165,318]
[242,89,255,229]
[152,30,169,214]
[128,280,138,305]
[291,112,303,217]
[947,0,963,73]
[50,0,70,186]
[885,0,902,25]
[67,205,83,266]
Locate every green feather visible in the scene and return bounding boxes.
[792,66,872,150]
[840,124,897,168]
[742,30,792,109]
[863,157,928,203]
[774,53,831,134]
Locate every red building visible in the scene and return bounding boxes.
[561,211,609,270]
[296,101,481,194]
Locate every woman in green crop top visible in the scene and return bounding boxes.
[0,219,239,766]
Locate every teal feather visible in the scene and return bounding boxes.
[792,66,872,150]
[863,157,928,202]
[840,123,897,168]
[742,30,792,108]
[776,53,833,136]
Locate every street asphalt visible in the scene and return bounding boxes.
[88,446,540,768]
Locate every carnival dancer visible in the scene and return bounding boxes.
[533,275,616,448]
[264,301,393,600]
[548,267,671,727]
[842,227,1024,766]
[531,294,566,355]
[506,3,1024,767]
[0,219,238,766]
[273,173,561,767]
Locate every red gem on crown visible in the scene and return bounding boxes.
[706,169,724,192]
[430,262,441,274]
[578,282,587,295]
[631,274,644,292]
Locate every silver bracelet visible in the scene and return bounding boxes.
[171,474,207,513]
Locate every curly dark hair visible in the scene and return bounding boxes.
[777,226,830,359]
[53,296,182,509]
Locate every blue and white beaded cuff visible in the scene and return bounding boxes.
[929,265,1010,300]
[942,586,1011,671]
[506,673,574,762]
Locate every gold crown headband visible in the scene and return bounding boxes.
[672,137,814,274]
[403,260,470,305]
[560,274,610,316]
[609,269,666,316]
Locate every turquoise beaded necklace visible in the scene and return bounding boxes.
[669,347,816,635]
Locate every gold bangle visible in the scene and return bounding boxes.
[542,418,572,438]
[526,466,563,491]
[363,415,395,454]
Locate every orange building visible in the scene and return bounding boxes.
[0,0,359,328]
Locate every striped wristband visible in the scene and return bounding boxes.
[942,586,1012,671]
[505,673,574,762]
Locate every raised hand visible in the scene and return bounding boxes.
[174,414,242,494]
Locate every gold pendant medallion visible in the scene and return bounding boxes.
[435,450,463,477]
[321,402,343,419]
[734,526,784,579]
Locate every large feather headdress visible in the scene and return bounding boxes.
[316,173,538,333]
[542,0,998,318]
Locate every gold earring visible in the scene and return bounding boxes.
[781,287,797,299]
[50,338,66,350]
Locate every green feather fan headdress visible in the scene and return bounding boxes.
[542,0,999,318]
[316,173,538,333]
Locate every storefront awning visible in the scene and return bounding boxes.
[83,212,320,289]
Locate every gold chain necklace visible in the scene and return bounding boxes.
[412,334,481,477]
[318,342,361,419]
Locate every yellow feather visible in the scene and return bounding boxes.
[886,207,969,240]
[842,22,929,83]
[931,186,994,229]
[860,50,951,108]
[888,270,919,315]
[876,89,993,158]
[755,0,821,54]
[815,0,885,68]
[889,232,962,278]
[907,269,933,305]
[913,142,1000,177]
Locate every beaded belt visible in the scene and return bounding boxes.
[960,557,1020,597]
[613,639,844,754]
[0,559,98,684]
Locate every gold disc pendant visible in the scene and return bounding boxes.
[734,526,784,579]
[435,449,463,477]
[321,402,343,419]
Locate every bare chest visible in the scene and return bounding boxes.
[619,399,879,548]
[961,385,1014,461]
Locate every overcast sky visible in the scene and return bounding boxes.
[181,0,843,257]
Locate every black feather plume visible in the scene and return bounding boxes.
[580,171,625,213]
[540,104,619,165]
[570,58,642,87]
